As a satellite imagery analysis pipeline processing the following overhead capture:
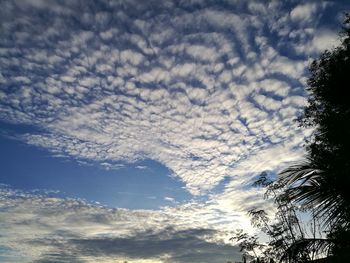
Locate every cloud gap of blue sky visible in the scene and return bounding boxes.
[1,0,350,262]
[0,123,192,209]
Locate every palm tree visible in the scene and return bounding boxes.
[279,158,350,229]
[278,13,350,262]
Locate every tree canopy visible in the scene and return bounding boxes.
[233,13,350,263]
[279,13,350,261]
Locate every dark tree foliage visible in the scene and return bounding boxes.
[232,173,326,263]
[290,13,350,225]
[279,14,350,261]
[232,14,350,263]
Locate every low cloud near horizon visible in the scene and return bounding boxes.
[0,186,243,262]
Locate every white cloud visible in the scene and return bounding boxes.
[312,29,340,52]
[0,1,347,260]
[120,49,145,66]
[186,45,219,62]
[164,196,175,202]
[254,94,282,111]
[290,3,318,23]
[258,79,290,97]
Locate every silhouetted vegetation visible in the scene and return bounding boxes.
[279,12,350,262]
[231,172,325,262]
[233,13,350,263]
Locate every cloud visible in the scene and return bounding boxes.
[0,1,347,260]
[69,228,239,263]
[164,196,175,202]
[0,186,241,262]
[136,165,148,170]
[290,3,318,23]
[311,29,340,52]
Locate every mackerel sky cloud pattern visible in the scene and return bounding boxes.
[0,0,348,262]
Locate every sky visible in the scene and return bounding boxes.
[0,0,349,262]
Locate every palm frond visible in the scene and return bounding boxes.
[278,160,349,228]
[280,238,333,263]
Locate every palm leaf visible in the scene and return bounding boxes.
[280,238,333,263]
[278,160,349,228]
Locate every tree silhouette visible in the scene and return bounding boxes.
[279,13,350,261]
[232,14,350,263]
[232,172,326,263]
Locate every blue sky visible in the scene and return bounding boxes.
[0,0,349,262]
[0,122,192,209]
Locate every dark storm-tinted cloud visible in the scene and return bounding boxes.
[0,187,240,262]
[67,228,240,263]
